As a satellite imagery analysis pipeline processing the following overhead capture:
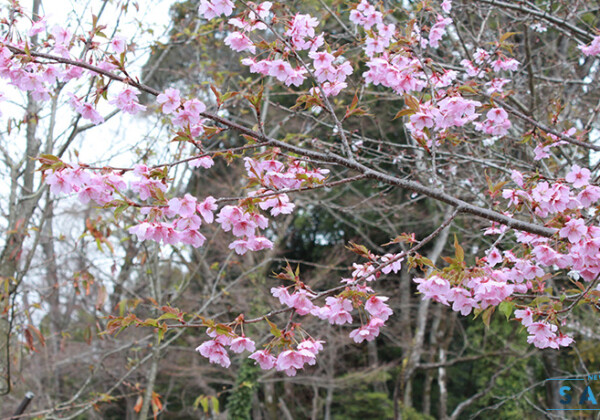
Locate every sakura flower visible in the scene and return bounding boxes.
[52,25,72,46]
[349,317,385,343]
[486,107,509,124]
[526,322,558,349]
[511,170,524,187]
[224,31,256,54]
[109,87,146,114]
[230,336,256,353]
[198,196,218,223]
[579,35,600,56]
[156,88,181,114]
[364,296,393,321]
[287,290,316,315]
[249,350,276,369]
[198,0,235,20]
[485,247,502,267]
[514,307,534,327]
[381,254,403,274]
[447,287,478,316]
[578,185,600,207]
[247,236,273,251]
[297,339,324,357]
[28,17,47,37]
[555,333,574,347]
[196,340,231,368]
[45,170,76,194]
[314,296,353,325]
[109,36,127,54]
[414,275,451,305]
[271,286,292,306]
[565,164,590,189]
[559,218,587,243]
[179,229,206,248]
[229,239,250,255]
[441,0,452,13]
[190,156,214,169]
[276,349,313,376]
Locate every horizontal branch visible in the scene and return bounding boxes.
[474,0,595,42]
[6,44,558,238]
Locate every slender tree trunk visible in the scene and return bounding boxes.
[394,207,453,420]
[139,246,162,420]
[422,305,442,416]
[264,382,278,420]
[41,197,62,399]
[543,350,562,412]
[324,385,333,420]
[437,346,448,420]
[311,385,320,420]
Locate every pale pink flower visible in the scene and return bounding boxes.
[156,88,181,114]
[109,36,127,54]
[224,32,256,53]
[28,17,47,37]
[197,196,217,223]
[364,296,393,321]
[565,164,590,188]
[230,336,256,353]
[196,340,231,368]
[249,350,276,369]
[514,307,534,327]
[559,218,587,243]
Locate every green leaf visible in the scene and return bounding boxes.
[454,235,464,263]
[264,317,281,337]
[481,306,495,328]
[498,301,514,320]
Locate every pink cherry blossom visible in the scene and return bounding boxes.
[249,350,276,369]
[579,35,600,56]
[28,17,47,37]
[565,164,591,188]
[559,218,587,243]
[156,88,181,114]
[198,196,218,223]
[198,0,235,20]
[514,307,534,327]
[190,156,214,169]
[224,32,256,54]
[109,36,127,54]
[349,317,384,343]
[364,296,393,321]
[196,339,231,367]
[230,336,256,353]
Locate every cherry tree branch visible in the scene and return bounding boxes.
[5,44,558,238]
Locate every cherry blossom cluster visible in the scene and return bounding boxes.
[200,0,358,97]
[156,88,207,134]
[415,164,600,349]
[514,308,574,349]
[270,252,401,345]
[196,330,256,368]
[194,250,401,375]
[460,47,520,79]
[196,327,325,377]
[224,2,272,53]
[413,250,575,350]
[45,165,126,205]
[532,128,575,161]
[579,34,600,56]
